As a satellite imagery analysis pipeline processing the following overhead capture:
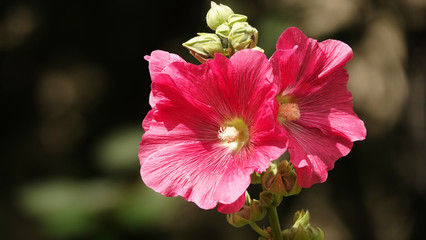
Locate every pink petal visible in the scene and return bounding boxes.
[249,101,288,172]
[217,192,246,214]
[230,49,274,108]
[145,50,185,79]
[269,47,300,94]
[275,27,353,98]
[141,146,246,209]
[318,39,353,78]
[157,54,235,122]
[285,122,354,187]
[276,27,323,97]
[148,91,157,109]
[141,108,155,131]
[297,68,366,142]
[145,50,186,108]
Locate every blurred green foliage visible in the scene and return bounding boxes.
[94,126,143,173]
[20,180,118,238]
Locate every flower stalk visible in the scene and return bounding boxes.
[267,205,283,240]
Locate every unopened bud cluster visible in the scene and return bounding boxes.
[183,1,262,62]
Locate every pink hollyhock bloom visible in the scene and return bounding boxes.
[269,27,366,187]
[139,50,287,213]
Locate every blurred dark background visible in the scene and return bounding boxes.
[1,0,425,239]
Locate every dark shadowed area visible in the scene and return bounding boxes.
[1,0,425,239]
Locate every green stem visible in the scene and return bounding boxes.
[249,222,270,238]
[268,206,283,240]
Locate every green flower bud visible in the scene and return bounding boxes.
[282,210,325,240]
[261,160,301,197]
[182,33,223,63]
[206,2,234,30]
[228,22,258,51]
[227,199,266,228]
[228,14,248,25]
[215,14,249,42]
[215,23,231,39]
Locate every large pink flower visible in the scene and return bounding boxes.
[139,50,287,213]
[269,27,366,187]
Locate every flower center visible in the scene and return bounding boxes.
[217,118,249,152]
[218,126,239,143]
[278,103,300,122]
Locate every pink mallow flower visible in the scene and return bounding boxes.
[139,50,287,213]
[269,27,366,187]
